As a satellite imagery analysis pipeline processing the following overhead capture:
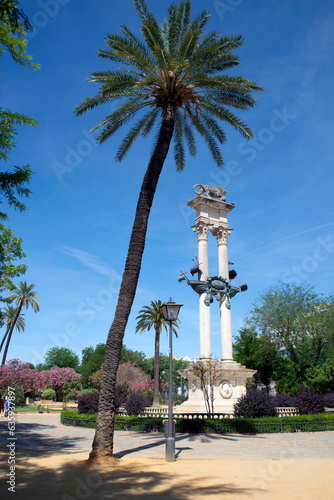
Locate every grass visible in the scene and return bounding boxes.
[15,405,62,413]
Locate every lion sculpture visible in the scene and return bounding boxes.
[193,184,227,202]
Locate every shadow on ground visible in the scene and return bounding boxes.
[113,431,263,458]
[0,421,89,456]
[0,454,260,500]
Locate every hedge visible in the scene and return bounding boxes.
[60,410,334,434]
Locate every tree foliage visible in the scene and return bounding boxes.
[79,343,147,388]
[233,327,285,386]
[244,282,334,391]
[0,0,38,68]
[0,1,40,319]
[145,354,189,388]
[75,0,262,169]
[44,346,80,370]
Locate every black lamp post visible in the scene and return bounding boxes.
[161,300,183,462]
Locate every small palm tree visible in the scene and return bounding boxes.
[1,281,39,365]
[75,0,262,461]
[0,305,25,355]
[136,300,178,406]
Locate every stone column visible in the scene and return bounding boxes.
[193,221,211,359]
[213,226,234,362]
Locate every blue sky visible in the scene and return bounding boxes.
[1,0,334,366]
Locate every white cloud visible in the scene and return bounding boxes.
[57,245,121,279]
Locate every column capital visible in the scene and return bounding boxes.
[192,221,212,241]
[211,225,233,246]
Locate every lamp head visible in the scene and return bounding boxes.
[161,300,183,322]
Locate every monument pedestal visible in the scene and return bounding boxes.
[178,360,256,414]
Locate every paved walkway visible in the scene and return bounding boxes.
[1,413,333,460]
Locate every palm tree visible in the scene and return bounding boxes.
[136,300,178,406]
[1,281,39,365]
[0,305,25,355]
[75,0,262,461]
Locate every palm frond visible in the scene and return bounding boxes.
[200,100,254,139]
[161,0,191,58]
[140,108,159,136]
[115,109,159,162]
[188,9,211,33]
[183,116,197,157]
[177,28,200,60]
[161,2,179,57]
[173,113,186,172]
[187,110,224,166]
[134,0,164,53]
[92,98,149,144]
[101,34,157,74]
[75,1,262,165]
[201,113,227,144]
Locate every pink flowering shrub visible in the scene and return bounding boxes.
[0,359,82,401]
[160,379,168,392]
[132,377,154,393]
[131,377,154,402]
[116,361,147,400]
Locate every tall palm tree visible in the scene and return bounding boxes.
[0,305,25,355]
[136,300,178,406]
[1,281,39,365]
[75,0,262,461]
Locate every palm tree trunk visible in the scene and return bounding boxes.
[153,324,160,407]
[0,326,10,354]
[89,104,176,462]
[1,303,22,366]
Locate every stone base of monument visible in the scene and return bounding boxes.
[177,360,256,414]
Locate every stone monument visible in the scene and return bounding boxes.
[177,184,256,414]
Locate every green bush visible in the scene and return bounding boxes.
[41,388,56,400]
[60,410,334,434]
[2,386,25,406]
[77,388,99,397]
[61,381,82,401]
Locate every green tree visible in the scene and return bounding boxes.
[0,223,27,312]
[0,0,38,68]
[233,327,286,387]
[75,0,262,461]
[246,282,334,385]
[44,346,80,370]
[0,2,40,319]
[1,281,39,365]
[304,358,334,394]
[119,344,147,369]
[79,343,106,387]
[79,343,147,388]
[146,354,189,389]
[0,5,39,220]
[0,303,24,354]
[135,300,178,406]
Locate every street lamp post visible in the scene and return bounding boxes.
[161,300,183,463]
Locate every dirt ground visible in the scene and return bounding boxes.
[6,452,334,499]
[1,414,333,499]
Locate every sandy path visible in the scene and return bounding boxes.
[0,413,333,499]
[9,454,334,500]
